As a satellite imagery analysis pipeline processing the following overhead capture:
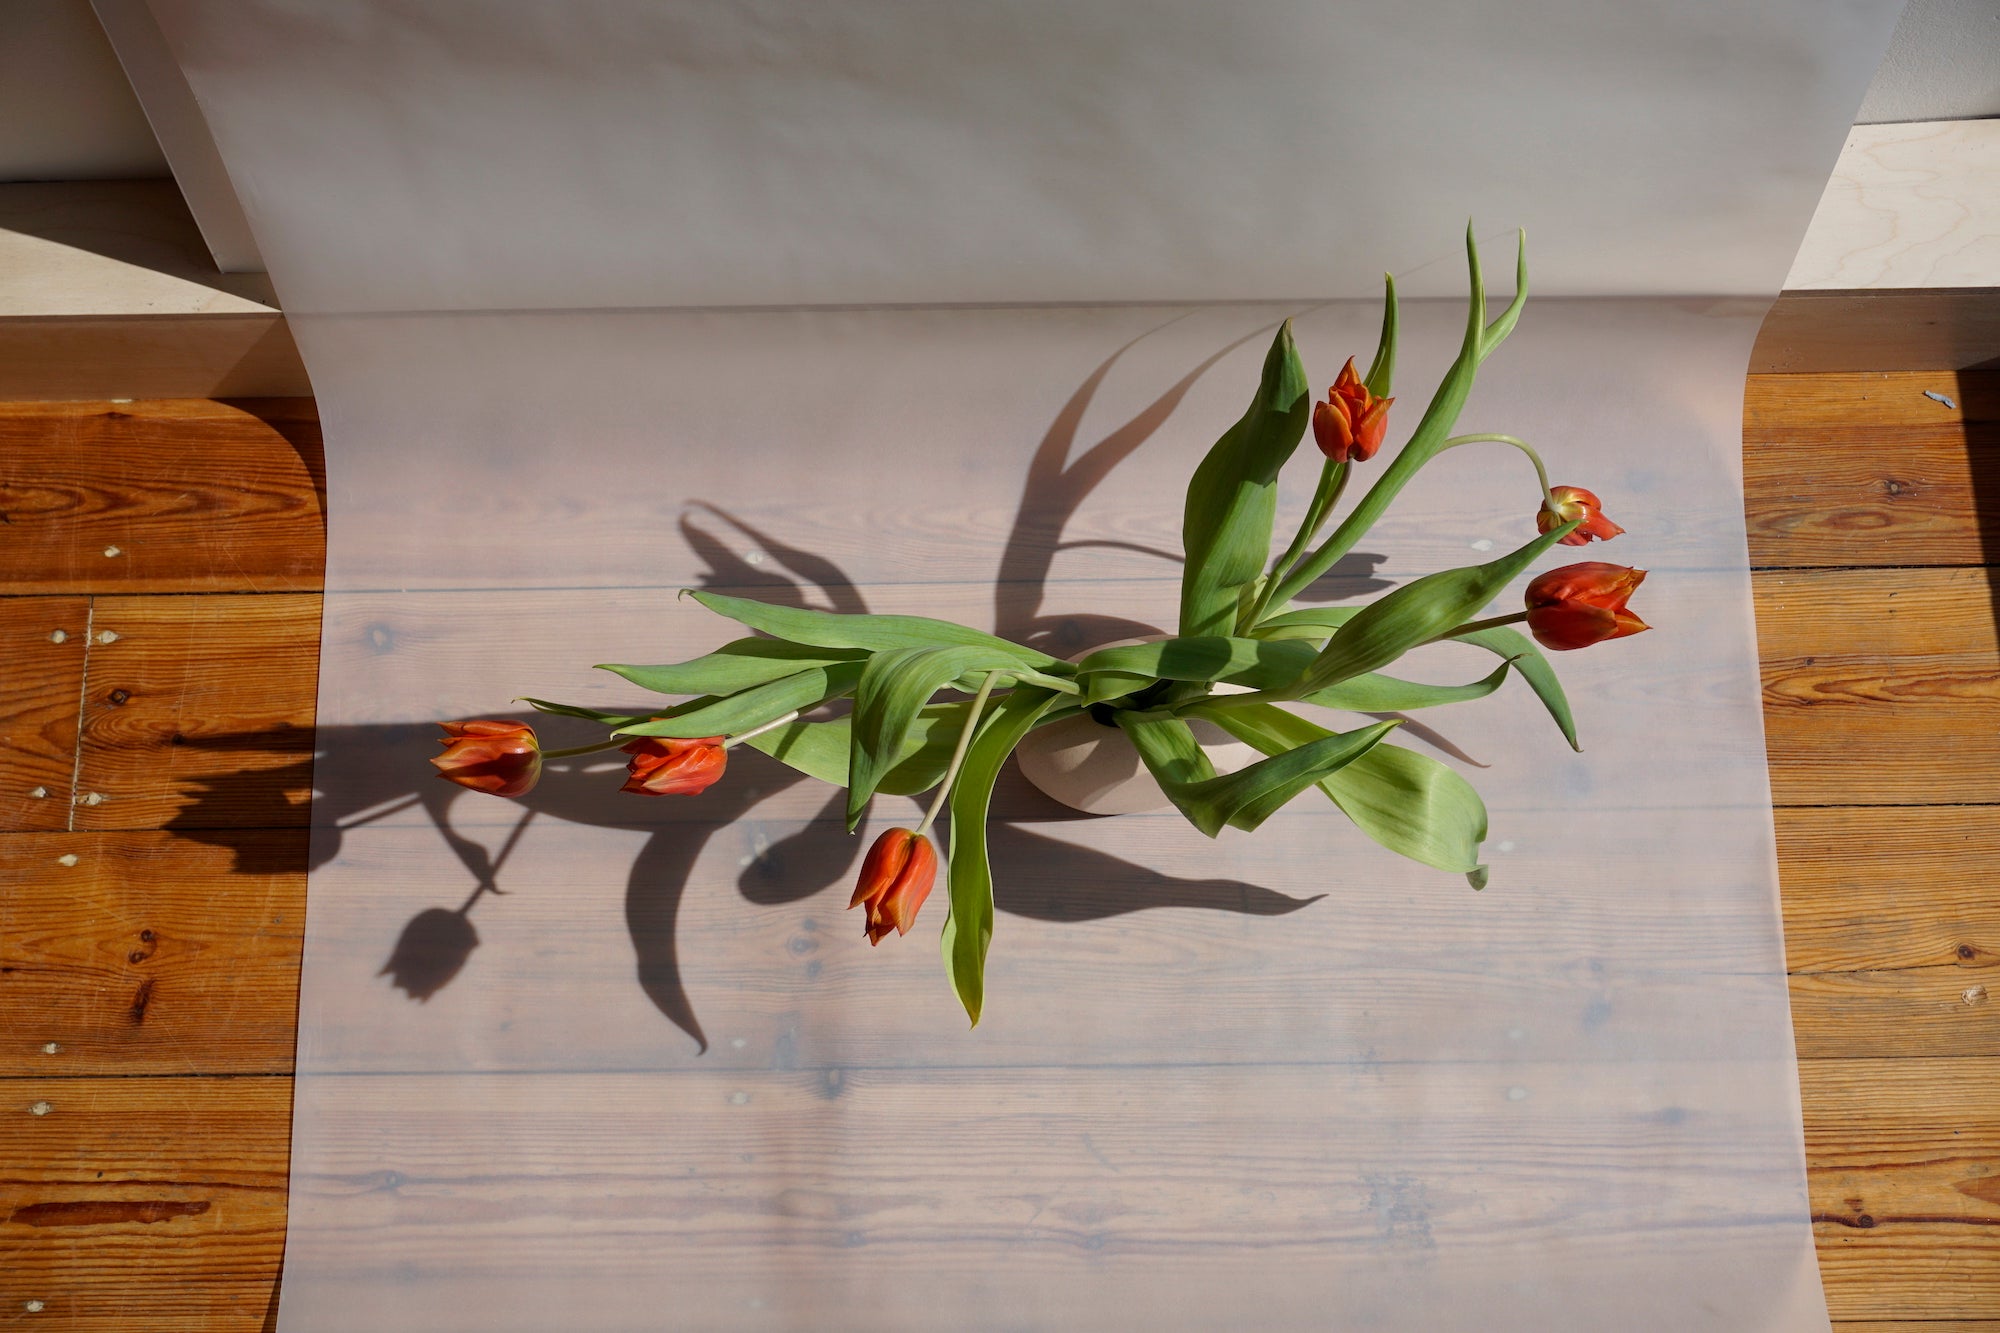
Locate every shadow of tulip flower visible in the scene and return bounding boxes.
[379,906,482,1001]
[167,315,1474,1052]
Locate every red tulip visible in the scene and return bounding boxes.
[849,827,939,945]
[1525,563,1650,651]
[1311,357,1394,464]
[432,720,542,797]
[620,736,727,796]
[1537,485,1625,546]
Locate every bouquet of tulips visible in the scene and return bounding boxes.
[433,226,1647,1025]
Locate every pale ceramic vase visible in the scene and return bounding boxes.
[1014,638,1260,815]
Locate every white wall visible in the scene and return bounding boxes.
[1857,0,2000,122]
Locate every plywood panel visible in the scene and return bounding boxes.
[0,597,90,833]
[71,594,320,831]
[0,399,324,593]
[0,831,304,1075]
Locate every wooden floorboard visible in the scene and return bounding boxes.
[0,368,1995,1324]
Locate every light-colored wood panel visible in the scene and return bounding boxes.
[0,314,312,402]
[0,399,324,594]
[0,597,90,834]
[0,1075,290,1332]
[1744,420,1994,569]
[1802,1057,2000,1322]
[1754,566,2000,806]
[1778,806,2000,974]
[266,1065,1822,1332]
[1745,370,2000,429]
[72,594,320,831]
[0,831,303,1076]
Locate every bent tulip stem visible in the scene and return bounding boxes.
[917,670,1004,838]
[722,710,801,750]
[1435,610,1530,641]
[1438,433,1555,509]
[1252,460,1350,628]
[1007,669,1082,696]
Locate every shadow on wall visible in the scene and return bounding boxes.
[169,315,1410,1051]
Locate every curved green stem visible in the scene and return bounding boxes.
[722,711,800,749]
[1435,610,1529,641]
[916,670,1003,838]
[1437,433,1556,509]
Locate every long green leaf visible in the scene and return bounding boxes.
[1300,659,1512,712]
[1119,710,1397,836]
[1074,636,1316,705]
[1293,520,1576,695]
[941,686,1060,1026]
[1451,625,1578,750]
[612,661,864,739]
[519,698,661,729]
[1260,228,1527,613]
[741,703,970,792]
[688,589,1059,669]
[1255,605,1578,749]
[1202,701,1488,886]
[1177,322,1312,637]
[846,646,1022,829]
[1363,271,1399,396]
[598,638,866,696]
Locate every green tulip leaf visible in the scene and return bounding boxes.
[1178,322,1312,638]
[1255,605,1577,749]
[1363,271,1399,397]
[1115,710,1398,837]
[1073,636,1316,705]
[1295,519,1576,696]
[687,589,1061,669]
[741,702,971,793]
[846,646,1025,830]
[1300,658,1513,712]
[941,686,1061,1027]
[1198,700,1489,887]
[612,661,864,739]
[518,698,662,729]
[597,638,867,696]
[1449,625,1579,750]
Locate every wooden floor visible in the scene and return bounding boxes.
[1,374,1996,1327]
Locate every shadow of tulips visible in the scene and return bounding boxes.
[168,315,1417,1052]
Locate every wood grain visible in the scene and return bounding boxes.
[0,831,304,1076]
[0,399,325,594]
[0,597,89,833]
[72,594,320,831]
[1754,566,2000,806]
[0,1075,290,1332]
[0,314,312,402]
[2,362,1996,1326]
[1804,1058,2000,1322]
[1777,806,2000,974]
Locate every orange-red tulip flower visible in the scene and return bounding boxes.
[849,827,939,945]
[1525,562,1651,651]
[620,736,727,796]
[432,720,542,797]
[1537,485,1625,546]
[1312,357,1394,464]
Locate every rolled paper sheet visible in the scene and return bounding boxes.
[132,2,1903,1329]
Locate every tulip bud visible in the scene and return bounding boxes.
[1537,485,1625,546]
[1525,562,1650,651]
[1311,357,1394,464]
[432,720,542,797]
[849,827,939,945]
[620,736,727,796]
